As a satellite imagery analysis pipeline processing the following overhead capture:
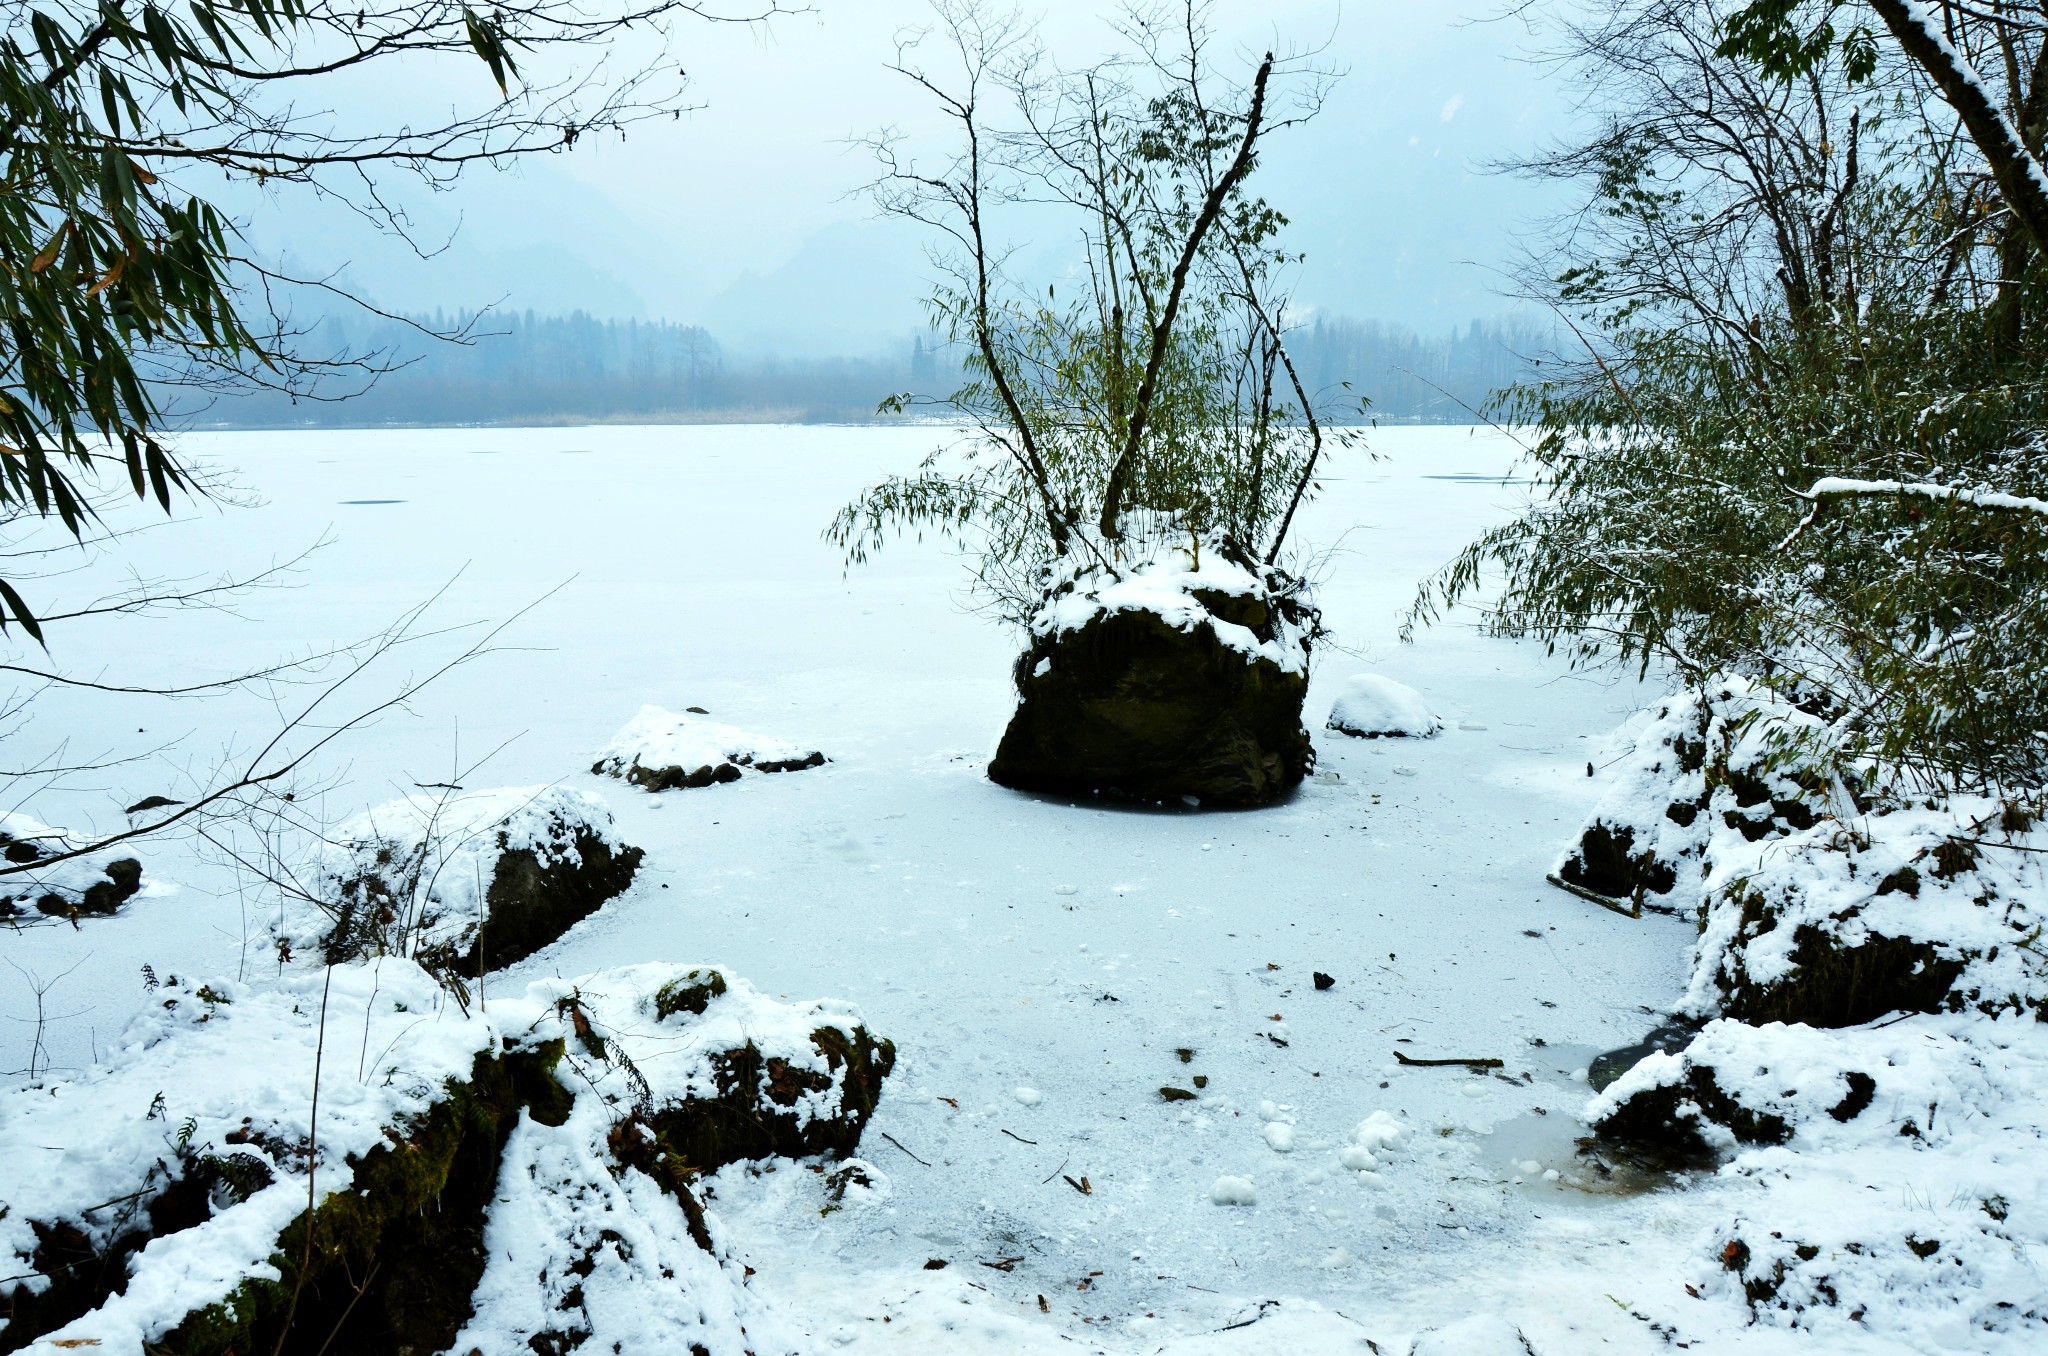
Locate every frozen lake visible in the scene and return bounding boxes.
[5,425,1782,1353]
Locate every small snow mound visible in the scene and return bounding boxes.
[593,705,825,791]
[1325,674,1443,739]
[1337,1144,1378,1171]
[1209,1175,1258,1206]
[1013,1086,1042,1106]
[1262,1122,1296,1153]
[1411,1314,1536,1355]
[1352,1110,1408,1154]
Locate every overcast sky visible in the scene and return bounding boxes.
[243,2,1571,354]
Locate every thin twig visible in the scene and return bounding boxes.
[879,1131,930,1167]
[1392,1050,1503,1071]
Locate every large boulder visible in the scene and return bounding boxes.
[987,538,1316,807]
[289,786,642,976]
[593,706,826,792]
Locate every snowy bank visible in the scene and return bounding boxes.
[0,959,894,1354]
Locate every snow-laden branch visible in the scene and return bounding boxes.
[1775,475,2048,552]
[1803,477,2048,517]
[1868,0,2048,251]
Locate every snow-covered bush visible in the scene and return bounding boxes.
[0,959,894,1354]
[280,785,642,979]
[592,706,825,792]
[1324,673,1441,739]
[0,810,148,923]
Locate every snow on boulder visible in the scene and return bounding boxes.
[592,705,827,791]
[1589,1015,2048,1339]
[987,530,1317,807]
[1323,674,1442,740]
[286,785,642,976]
[0,959,893,1355]
[1553,681,1848,912]
[537,962,898,1168]
[0,811,147,923]
[1684,793,2047,1030]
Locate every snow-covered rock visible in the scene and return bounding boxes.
[1323,674,1443,739]
[1589,1013,2048,1341]
[1554,680,1851,909]
[988,530,1318,807]
[284,785,642,976]
[0,959,893,1355]
[1686,794,2048,1029]
[0,811,147,922]
[593,705,826,792]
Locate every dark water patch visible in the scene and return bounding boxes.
[1589,1019,1702,1092]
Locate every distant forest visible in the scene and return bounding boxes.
[193,310,1550,427]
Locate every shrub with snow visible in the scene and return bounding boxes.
[1323,673,1442,740]
[592,706,826,792]
[283,785,642,977]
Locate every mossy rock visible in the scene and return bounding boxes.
[988,595,1311,808]
[324,831,643,976]
[3,1042,565,1356]
[467,832,644,973]
[652,1025,897,1171]
[653,968,729,1019]
[1716,889,1970,1029]
[1556,820,1680,900]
